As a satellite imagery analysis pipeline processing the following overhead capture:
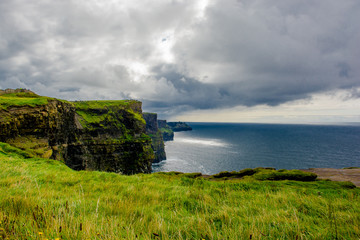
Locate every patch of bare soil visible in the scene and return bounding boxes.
[301,168,360,187]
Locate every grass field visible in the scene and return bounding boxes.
[0,142,359,239]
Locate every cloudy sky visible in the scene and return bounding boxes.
[1,0,359,123]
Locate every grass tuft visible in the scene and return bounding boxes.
[254,169,317,181]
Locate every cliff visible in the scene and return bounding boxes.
[0,89,154,174]
[158,119,174,141]
[143,113,166,163]
[168,121,192,132]
[0,89,76,161]
[69,100,154,174]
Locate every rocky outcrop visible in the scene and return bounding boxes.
[158,120,174,141]
[143,113,166,163]
[0,90,76,160]
[0,88,35,95]
[168,122,192,132]
[68,100,154,174]
[0,89,154,174]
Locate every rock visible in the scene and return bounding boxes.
[143,113,166,163]
[157,120,174,141]
[0,89,154,174]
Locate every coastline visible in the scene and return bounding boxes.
[155,167,360,187]
[301,167,360,187]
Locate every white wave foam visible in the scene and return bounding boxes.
[153,158,189,165]
[177,138,228,147]
[165,158,188,163]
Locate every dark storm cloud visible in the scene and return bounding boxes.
[150,64,224,109]
[167,0,360,111]
[0,0,359,117]
[148,63,312,115]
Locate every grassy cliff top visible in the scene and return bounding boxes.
[73,100,145,128]
[0,142,359,239]
[0,89,141,112]
[0,90,53,110]
[72,99,141,110]
[0,89,146,126]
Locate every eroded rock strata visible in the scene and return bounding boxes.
[158,120,174,141]
[0,89,154,174]
[143,113,166,163]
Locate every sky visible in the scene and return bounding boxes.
[0,0,359,123]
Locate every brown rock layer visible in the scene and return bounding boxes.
[0,90,154,174]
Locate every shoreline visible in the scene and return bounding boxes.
[154,167,360,187]
[301,167,360,187]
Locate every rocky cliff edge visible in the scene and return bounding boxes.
[0,89,154,174]
[143,113,166,163]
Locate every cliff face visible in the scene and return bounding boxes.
[143,113,166,163]
[158,120,174,141]
[0,90,76,160]
[68,100,154,174]
[0,89,154,174]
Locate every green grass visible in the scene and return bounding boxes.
[73,100,145,129]
[159,127,173,134]
[0,92,52,110]
[4,136,53,159]
[75,110,107,125]
[254,169,318,181]
[0,142,32,158]
[210,168,319,182]
[0,143,359,239]
[73,100,137,109]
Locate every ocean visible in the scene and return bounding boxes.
[152,122,360,174]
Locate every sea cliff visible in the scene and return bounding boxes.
[158,119,174,141]
[0,89,154,174]
[143,113,166,163]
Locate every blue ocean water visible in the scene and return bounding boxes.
[152,123,360,174]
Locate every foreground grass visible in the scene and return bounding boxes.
[0,143,359,239]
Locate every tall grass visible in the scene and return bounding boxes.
[0,142,359,239]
